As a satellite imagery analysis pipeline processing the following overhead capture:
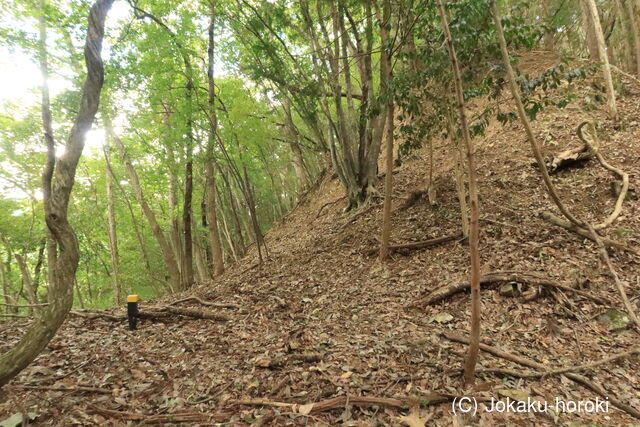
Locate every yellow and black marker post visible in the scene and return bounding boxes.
[127,295,139,330]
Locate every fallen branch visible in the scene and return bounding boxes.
[88,405,231,424]
[10,384,111,394]
[0,302,49,308]
[234,395,411,414]
[541,212,639,256]
[365,232,463,256]
[70,305,230,322]
[412,271,610,306]
[442,332,640,419]
[172,296,239,309]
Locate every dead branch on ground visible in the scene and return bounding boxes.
[88,405,231,423]
[411,271,611,307]
[442,332,640,419]
[172,296,239,309]
[365,232,463,256]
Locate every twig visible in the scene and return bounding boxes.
[442,332,640,419]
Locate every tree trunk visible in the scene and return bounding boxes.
[447,108,469,237]
[625,0,640,74]
[14,254,37,306]
[379,0,394,261]
[206,2,225,277]
[0,0,113,387]
[438,0,482,386]
[542,0,555,51]
[581,0,618,122]
[581,0,601,60]
[103,133,121,305]
[107,123,182,293]
[585,0,619,121]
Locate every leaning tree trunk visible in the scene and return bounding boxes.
[438,0,482,386]
[0,0,113,387]
[583,0,619,121]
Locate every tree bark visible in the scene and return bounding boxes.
[14,254,37,306]
[103,132,121,305]
[583,0,619,121]
[206,2,225,277]
[438,0,482,386]
[0,0,113,387]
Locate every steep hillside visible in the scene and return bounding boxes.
[2,55,640,425]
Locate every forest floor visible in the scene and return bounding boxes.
[2,52,640,426]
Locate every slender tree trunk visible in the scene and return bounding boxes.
[625,0,640,74]
[379,0,394,261]
[103,133,121,305]
[438,0,482,386]
[542,0,555,51]
[14,254,37,308]
[581,0,601,60]
[583,0,619,121]
[206,2,225,277]
[107,123,182,292]
[0,0,113,387]
[182,150,194,289]
[448,109,469,237]
[167,150,184,278]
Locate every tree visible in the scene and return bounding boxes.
[206,0,224,277]
[582,0,618,121]
[0,0,113,386]
[437,0,482,386]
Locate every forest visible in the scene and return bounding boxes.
[1,0,640,425]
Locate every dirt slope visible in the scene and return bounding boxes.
[2,54,640,425]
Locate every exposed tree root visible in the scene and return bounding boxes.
[412,271,611,307]
[541,212,639,256]
[365,232,463,256]
[442,332,640,419]
[577,122,629,230]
